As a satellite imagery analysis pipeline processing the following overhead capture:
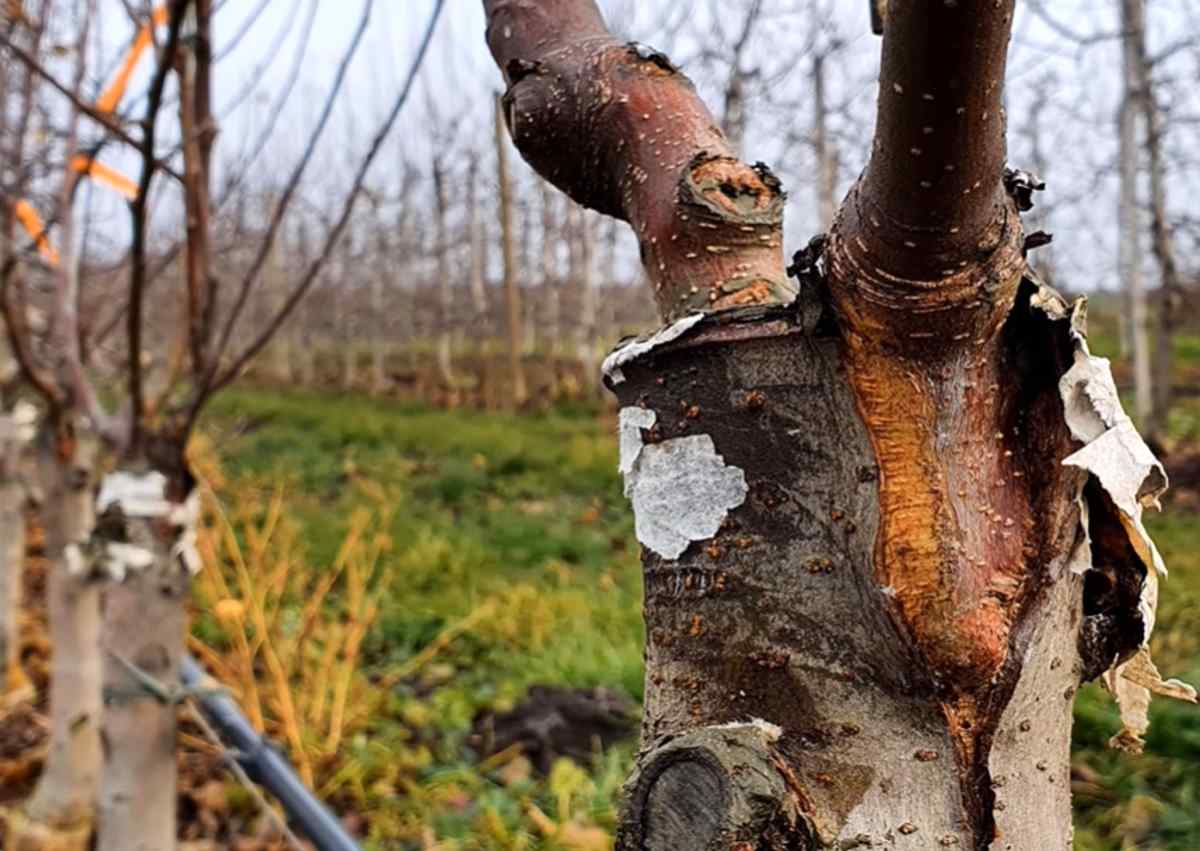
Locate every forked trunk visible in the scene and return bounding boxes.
[94,463,196,851]
[7,424,102,851]
[483,1,1190,847]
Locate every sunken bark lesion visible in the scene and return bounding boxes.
[484,0,793,320]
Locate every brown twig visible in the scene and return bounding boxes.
[192,0,446,419]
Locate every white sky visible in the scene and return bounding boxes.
[73,0,1200,297]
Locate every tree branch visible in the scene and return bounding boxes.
[128,0,189,452]
[827,0,1025,348]
[206,0,374,378]
[0,30,186,183]
[188,0,445,422]
[483,0,794,322]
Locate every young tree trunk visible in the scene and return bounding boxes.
[95,463,194,851]
[484,1,1185,847]
[811,51,837,231]
[370,228,390,395]
[1127,0,1183,446]
[0,409,28,701]
[1119,1,1153,425]
[339,237,358,391]
[467,154,491,339]
[576,210,599,394]
[433,157,456,388]
[541,181,561,360]
[495,92,528,406]
[7,422,103,851]
[264,196,292,386]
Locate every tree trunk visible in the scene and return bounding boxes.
[7,423,103,851]
[811,51,838,231]
[495,92,528,406]
[1127,0,1183,446]
[264,196,292,386]
[370,228,389,395]
[95,463,195,851]
[576,210,599,394]
[339,237,357,391]
[1119,1,1152,426]
[0,409,28,701]
[483,1,1187,847]
[433,157,455,388]
[467,154,491,338]
[541,181,561,362]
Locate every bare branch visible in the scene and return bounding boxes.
[207,0,375,376]
[193,0,447,417]
[128,0,190,452]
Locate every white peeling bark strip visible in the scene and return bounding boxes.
[603,313,705,385]
[95,472,202,579]
[618,406,748,560]
[1037,282,1194,752]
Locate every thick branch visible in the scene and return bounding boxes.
[483,0,793,322]
[828,0,1024,347]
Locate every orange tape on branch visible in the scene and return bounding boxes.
[71,154,139,201]
[95,4,169,114]
[12,200,59,267]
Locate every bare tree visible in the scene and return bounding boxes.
[482,0,1191,846]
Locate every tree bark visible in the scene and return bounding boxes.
[541,181,561,360]
[0,411,27,701]
[811,52,837,231]
[467,154,491,337]
[7,422,103,851]
[433,156,456,388]
[1126,0,1183,445]
[1119,0,1153,426]
[95,463,193,851]
[484,1,1183,848]
[495,92,528,406]
[576,208,599,393]
[370,227,389,395]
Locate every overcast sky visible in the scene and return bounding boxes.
[79,0,1200,300]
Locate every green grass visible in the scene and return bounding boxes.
[199,378,1200,850]
[201,389,643,848]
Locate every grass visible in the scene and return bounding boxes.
[198,389,643,849]
[196,367,1200,849]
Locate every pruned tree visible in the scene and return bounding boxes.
[482,0,1193,847]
